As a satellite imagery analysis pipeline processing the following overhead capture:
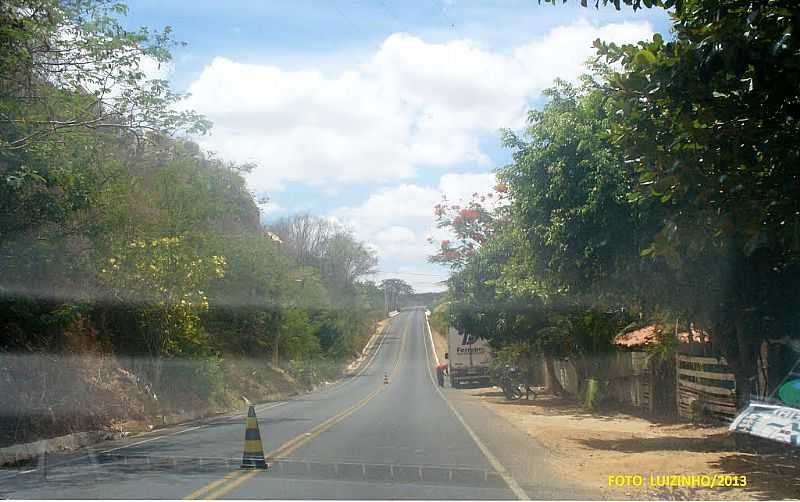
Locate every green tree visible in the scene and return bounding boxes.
[498,81,664,308]
[0,0,209,151]
[276,308,320,363]
[594,0,800,401]
[379,278,415,311]
[99,236,225,386]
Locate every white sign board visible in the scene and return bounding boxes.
[729,402,800,447]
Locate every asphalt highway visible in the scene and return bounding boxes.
[1,308,590,499]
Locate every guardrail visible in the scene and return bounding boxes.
[94,453,504,487]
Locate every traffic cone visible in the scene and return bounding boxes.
[383,373,389,384]
[240,405,268,469]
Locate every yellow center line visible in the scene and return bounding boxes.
[184,315,409,500]
[204,469,261,499]
[183,471,243,500]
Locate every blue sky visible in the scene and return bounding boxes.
[123,1,671,292]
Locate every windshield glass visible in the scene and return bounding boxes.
[2,0,799,500]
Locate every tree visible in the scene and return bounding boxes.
[379,278,414,311]
[537,0,679,12]
[1,2,391,445]
[268,214,333,268]
[594,0,800,402]
[321,231,378,299]
[429,186,509,269]
[270,214,377,307]
[0,0,209,151]
[497,80,667,310]
[99,236,225,387]
[274,308,319,365]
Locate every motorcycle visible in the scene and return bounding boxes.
[496,364,535,401]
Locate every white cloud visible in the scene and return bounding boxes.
[512,20,652,88]
[438,172,499,206]
[184,58,414,191]
[258,200,283,216]
[331,184,441,259]
[330,171,501,290]
[137,56,173,82]
[183,19,653,191]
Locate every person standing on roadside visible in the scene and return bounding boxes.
[436,361,448,387]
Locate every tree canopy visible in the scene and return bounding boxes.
[1,0,386,414]
[436,0,800,405]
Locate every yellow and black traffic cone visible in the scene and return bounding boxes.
[383,373,389,384]
[240,404,268,469]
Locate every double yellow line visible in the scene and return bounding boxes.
[185,387,383,499]
[185,316,408,500]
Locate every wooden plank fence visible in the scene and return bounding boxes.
[676,353,737,421]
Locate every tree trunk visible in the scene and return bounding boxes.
[733,316,756,408]
[545,357,565,395]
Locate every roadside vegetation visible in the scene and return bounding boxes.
[433,0,800,408]
[0,0,392,446]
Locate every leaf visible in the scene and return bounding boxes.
[634,49,657,65]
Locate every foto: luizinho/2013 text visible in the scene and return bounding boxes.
[607,474,747,488]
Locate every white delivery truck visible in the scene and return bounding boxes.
[446,327,492,388]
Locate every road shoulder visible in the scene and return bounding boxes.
[424,314,598,499]
[443,386,601,499]
[427,319,794,500]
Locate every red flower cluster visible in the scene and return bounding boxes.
[459,209,480,220]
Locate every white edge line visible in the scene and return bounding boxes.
[421,312,528,501]
[425,311,440,365]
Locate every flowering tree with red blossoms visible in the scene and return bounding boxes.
[428,183,510,269]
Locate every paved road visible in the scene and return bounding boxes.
[1,308,588,499]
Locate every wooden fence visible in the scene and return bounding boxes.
[534,350,736,421]
[676,354,737,421]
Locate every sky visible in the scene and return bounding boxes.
[123,0,671,293]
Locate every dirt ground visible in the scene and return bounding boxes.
[427,321,800,500]
[428,318,448,365]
